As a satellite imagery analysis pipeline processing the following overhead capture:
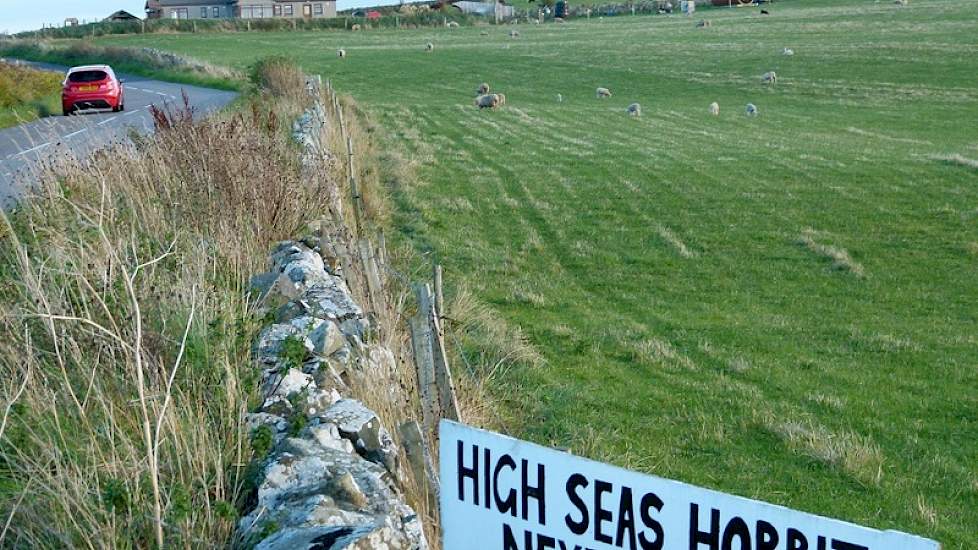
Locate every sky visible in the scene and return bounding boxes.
[0,0,400,33]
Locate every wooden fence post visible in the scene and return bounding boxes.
[398,420,440,510]
[414,283,460,423]
[433,263,445,330]
[346,135,363,234]
[410,288,440,432]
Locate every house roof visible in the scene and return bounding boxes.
[155,0,234,6]
[106,10,140,20]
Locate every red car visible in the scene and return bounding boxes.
[62,65,125,116]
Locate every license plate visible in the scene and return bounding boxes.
[78,85,98,92]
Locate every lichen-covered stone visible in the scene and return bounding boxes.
[319,399,399,478]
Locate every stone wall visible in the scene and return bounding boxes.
[235,80,427,550]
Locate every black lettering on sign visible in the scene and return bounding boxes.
[756,520,779,550]
[818,536,827,550]
[485,447,493,510]
[565,474,590,535]
[502,523,525,550]
[458,440,479,506]
[594,480,614,544]
[558,542,586,550]
[720,516,751,550]
[615,486,636,550]
[638,492,665,550]
[787,528,808,550]
[538,534,558,550]
[522,459,547,524]
[494,453,518,517]
[689,504,721,550]
[832,541,868,550]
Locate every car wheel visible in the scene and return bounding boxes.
[63,108,73,116]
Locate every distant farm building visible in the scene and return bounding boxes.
[145,0,337,20]
[450,0,514,18]
[64,17,79,26]
[105,10,141,21]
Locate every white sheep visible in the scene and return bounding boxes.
[782,47,794,56]
[351,23,361,31]
[480,30,489,36]
[708,102,720,116]
[337,49,346,58]
[596,87,612,99]
[496,93,507,106]
[746,103,758,116]
[509,29,520,38]
[447,21,460,28]
[425,42,434,52]
[762,71,778,84]
[477,82,490,95]
[556,93,563,103]
[626,103,641,117]
[475,94,502,109]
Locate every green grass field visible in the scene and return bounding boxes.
[97,0,978,545]
[0,62,61,128]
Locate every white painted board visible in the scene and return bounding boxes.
[440,420,940,550]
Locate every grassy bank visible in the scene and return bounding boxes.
[93,0,978,546]
[0,61,61,128]
[0,60,328,547]
[0,40,241,91]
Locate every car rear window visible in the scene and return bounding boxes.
[68,70,108,83]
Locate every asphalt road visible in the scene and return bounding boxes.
[0,60,237,208]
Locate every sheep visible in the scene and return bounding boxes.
[351,23,361,31]
[626,103,641,117]
[476,93,506,109]
[480,30,490,36]
[447,20,460,28]
[746,103,758,116]
[556,93,563,103]
[761,71,777,84]
[425,42,434,52]
[708,102,720,116]
[894,0,907,5]
[509,29,520,38]
[782,47,794,56]
[477,82,490,95]
[337,49,346,58]
[596,87,612,99]
[696,19,712,28]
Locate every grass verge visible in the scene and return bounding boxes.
[0,40,242,91]
[0,61,61,128]
[0,59,323,547]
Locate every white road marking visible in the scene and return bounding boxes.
[16,142,51,156]
[63,128,88,139]
[98,116,118,126]
[124,110,141,117]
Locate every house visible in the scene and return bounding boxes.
[451,0,514,18]
[146,0,337,20]
[64,17,80,26]
[105,10,141,21]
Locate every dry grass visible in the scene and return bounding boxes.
[656,225,696,258]
[0,60,327,547]
[797,228,866,277]
[628,336,696,369]
[931,153,978,170]
[765,415,884,486]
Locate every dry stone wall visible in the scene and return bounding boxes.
[236,79,427,550]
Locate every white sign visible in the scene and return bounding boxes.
[440,421,940,550]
